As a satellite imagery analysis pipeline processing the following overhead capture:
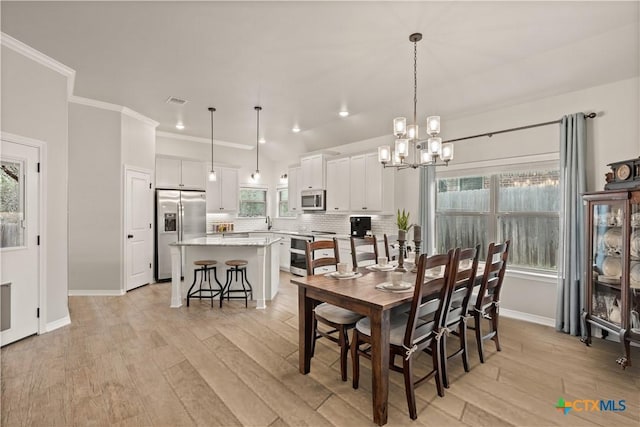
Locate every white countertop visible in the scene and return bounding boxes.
[207,230,352,239]
[171,236,283,247]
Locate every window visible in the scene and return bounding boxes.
[277,188,296,218]
[1,159,25,248]
[436,166,559,271]
[238,187,267,217]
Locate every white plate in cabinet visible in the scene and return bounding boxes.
[206,166,238,212]
[326,158,350,212]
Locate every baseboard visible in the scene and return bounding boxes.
[68,289,126,296]
[46,315,71,332]
[500,308,555,327]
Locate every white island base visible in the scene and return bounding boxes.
[169,236,281,309]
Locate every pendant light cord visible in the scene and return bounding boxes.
[413,38,417,127]
[255,106,261,172]
[209,107,216,171]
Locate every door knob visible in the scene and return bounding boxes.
[127,234,134,239]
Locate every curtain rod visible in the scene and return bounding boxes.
[443,112,597,144]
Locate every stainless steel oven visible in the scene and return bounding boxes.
[290,235,313,276]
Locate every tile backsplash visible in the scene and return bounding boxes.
[208,213,398,237]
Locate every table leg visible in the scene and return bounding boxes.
[298,287,314,374]
[370,308,390,425]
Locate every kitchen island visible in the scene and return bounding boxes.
[169,236,282,309]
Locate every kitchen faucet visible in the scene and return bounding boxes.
[266,215,272,230]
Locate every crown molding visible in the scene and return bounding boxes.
[156,131,253,150]
[69,95,160,128]
[1,32,76,97]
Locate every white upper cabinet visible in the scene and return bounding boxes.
[326,157,350,212]
[156,157,205,190]
[288,167,301,213]
[350,152,393,213]
[206,166,238,212]
[300,154,326,190]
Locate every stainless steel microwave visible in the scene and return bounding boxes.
[301,189,326,211]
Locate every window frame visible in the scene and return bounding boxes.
[237,185,269,218]
[435,158,560,274]
[276,185,296,219]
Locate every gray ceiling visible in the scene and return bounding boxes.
[2,1,639,161]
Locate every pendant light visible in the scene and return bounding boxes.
[251,106,262,181]
[208,107,217,181]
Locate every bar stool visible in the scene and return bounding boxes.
[186,260,223,307]
[222,260,253,308]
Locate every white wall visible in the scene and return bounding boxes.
[0,46,70,324]
[68,104,122,292]
[122,114,156,172]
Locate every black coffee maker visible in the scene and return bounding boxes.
[350,216,371,237]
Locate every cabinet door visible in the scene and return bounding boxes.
[327,158,350,212]
[310,155,325,189]
[205,167,222,212]
[220,168,238,211]
[156,158,181,188]
[288,167,300,213]
[350,155,366,211]
[300,157,313,190]
[364,153,383,211]
[629,196,640,338]
[180,160,205,189]
[279,237,291,270]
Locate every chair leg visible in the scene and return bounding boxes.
[475,313,485,364]
[206,268,214,308]
[492,305,501,352]
[221,269,231,308]
[186,268,200,307]
[434,337,445,397]
[310,314,318,358]
[441,333,449,389]
[403,357,418,420]
[460,321,470,373]
[242,269,253,300]
[351,329,360,389]
[339,326,349,382]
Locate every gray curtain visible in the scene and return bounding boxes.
[418,167,436,255]
[556,113,586,335]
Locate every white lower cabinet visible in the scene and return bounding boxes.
[278,235,291,271]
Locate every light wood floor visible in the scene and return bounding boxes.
[2,272,639,426]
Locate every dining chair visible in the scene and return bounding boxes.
[351,250,455,420]
[383,234,398,261]
[469,240,510,363]
[350,235,379,268]
[442,245,480,388]
[306,239,364,381]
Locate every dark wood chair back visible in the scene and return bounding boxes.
[350,236,379,268]
[474,241,510,313]
[447,246,481,326]
[305,239,340,276]
[383,234,397,260]
[403,250,455,354]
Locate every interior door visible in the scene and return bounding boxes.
[1,139,39,346]
[125,168,152,291]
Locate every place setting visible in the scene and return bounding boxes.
[325,262,363,280]
[366,256,397,272]
[376,271,414,293]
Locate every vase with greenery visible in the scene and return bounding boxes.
[396,209,412,272]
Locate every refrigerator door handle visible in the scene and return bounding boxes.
[177,202,183,242]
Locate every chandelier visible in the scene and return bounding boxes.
[378,33,453,169]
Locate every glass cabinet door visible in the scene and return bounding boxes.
[591,202,624,326]
[630,199,640,335]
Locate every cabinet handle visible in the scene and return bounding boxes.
[334,207,338,210]
[363,207,367,210]
[220,208,223,210]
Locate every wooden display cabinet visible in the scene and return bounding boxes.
[581,189,640,368]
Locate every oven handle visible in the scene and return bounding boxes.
[290,248,306,255]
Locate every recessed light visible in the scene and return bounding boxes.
[339,111,349,117]
[176,122,185,130]
[292,126,301,133]
[258,137,266,144]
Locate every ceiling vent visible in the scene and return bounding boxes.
[165,96,188,106]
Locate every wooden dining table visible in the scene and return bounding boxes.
[291,267,417,426]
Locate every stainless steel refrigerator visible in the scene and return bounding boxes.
[155,189,206,281]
